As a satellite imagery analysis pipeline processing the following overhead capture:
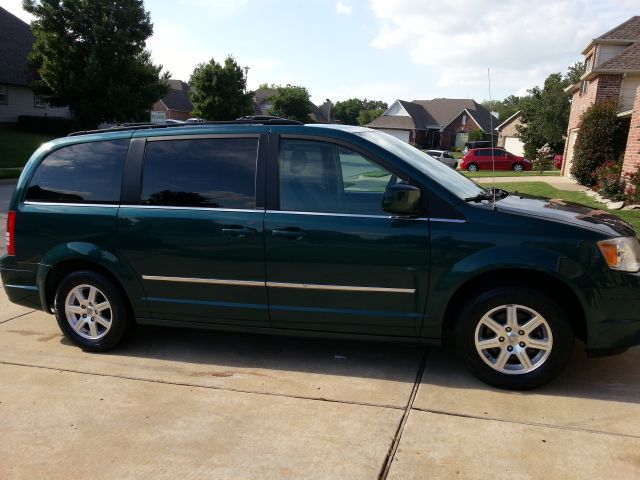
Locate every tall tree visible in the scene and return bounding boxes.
[24,0,169,128]
[189,56,253,120]
[269,85,311,122]
[333,98,388,125]
[516,63,582,159]
[358,108,385,126]
[482,95,524,123]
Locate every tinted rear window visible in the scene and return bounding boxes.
[141,137,258,209]
[26,140,129,203]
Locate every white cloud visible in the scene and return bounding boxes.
[336,2,353,15]
[367,0,637,98]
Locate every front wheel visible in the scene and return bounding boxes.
[467,163,478,172]
[454,286,573,389]
[54,271,130,352]
[512,163,524,172]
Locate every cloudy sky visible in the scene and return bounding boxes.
[2,0,638,106]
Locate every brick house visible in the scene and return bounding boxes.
[366,98,496,149]
[0,6,71,124]
[496,111,525,156]
[563,16,640,177]
[150,80,193,121]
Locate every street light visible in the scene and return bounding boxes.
[244,66,250,93]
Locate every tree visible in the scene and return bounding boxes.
[482,95,524,123]
[333,98,388,125]
[24,0,169,129]
[570,101,626,186]
[269,85,311,122]
[358,108,385,126]
[468,128,485,141]
[189,56,253,120]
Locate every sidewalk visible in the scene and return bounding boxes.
[475,175,587,191]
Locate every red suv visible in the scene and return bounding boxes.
[460,148,532,172]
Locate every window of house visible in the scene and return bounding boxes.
[462,114,467,126]
[585,55,593,72]
[141,137,258,209]
[580,80,589,95]
[26,140,129,203]
[0,85,7,105]
[34,94,46,108]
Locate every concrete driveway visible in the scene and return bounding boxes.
[1,282,639,479]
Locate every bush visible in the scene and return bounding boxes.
[468,128,484,141]
[533,143,554,173]
[593,160,624,200]
[18,115,79,136]
[623,171,640,204]
[570,101,626,186]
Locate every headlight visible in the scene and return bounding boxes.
[597,237,640,272]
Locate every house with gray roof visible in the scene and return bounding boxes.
[252,87,332,123]
[366,98,496,149]
[563,16,640,178]
[0,6,71,123]
[151,79,193,121]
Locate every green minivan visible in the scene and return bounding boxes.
[2,118,640,389]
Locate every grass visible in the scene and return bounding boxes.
[494,181,640,232]
[0,128,56,170]
[463,170,561,178]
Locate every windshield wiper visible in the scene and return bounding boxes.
[464,187,509,203]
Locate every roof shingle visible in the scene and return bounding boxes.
[597,16,640,41]
[0,6,35,87]
[597,41,640,71]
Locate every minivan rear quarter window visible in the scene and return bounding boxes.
[26,140,129,203]
[141,137,258,209]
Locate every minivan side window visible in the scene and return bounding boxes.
[141,137,258,209]
[25,140,129,204]
[279,139,396,215]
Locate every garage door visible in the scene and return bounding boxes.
[378,129,410,143]
[504,136,525,157]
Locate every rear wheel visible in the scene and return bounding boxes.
[512,163,524,172]
[54,271,129,351]
[455,286,573,389]
[467,163,478,172]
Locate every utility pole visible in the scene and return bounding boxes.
[244,66,250,93]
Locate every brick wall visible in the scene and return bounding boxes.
[562,74,623,175]
[622,85,640,176]
[441,112,483,148]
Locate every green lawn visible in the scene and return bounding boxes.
[494,181,640,233]
[463,170,561,178]
[0,128,56,170]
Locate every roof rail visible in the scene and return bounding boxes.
[67,116,303,137]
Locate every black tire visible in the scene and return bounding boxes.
[54,271,129,352]
[454,286,573,390]
[467,163,478,172]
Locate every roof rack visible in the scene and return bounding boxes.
[67,116,303,137]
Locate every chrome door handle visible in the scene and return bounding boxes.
[222,226,256,237]
[272,228,307,240]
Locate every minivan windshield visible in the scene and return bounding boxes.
[357,131,485,200]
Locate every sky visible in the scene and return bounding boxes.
[2,0,638,107]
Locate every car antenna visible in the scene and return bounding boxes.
[487,68,497,210]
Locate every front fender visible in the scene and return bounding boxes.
[37,242,149,317]
[421,244,599,337]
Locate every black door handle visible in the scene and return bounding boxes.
[222,226,256,237]
[272,228,307,240]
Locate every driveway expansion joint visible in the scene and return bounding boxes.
[411,407,640,440]
[378,348,429,480]
[0,359,407,411]
[0,310,36,324]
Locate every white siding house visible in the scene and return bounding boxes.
[0,84,71,123]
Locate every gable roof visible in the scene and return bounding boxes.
[596,41,640,72]
[412,98,495,132]
[496,110,522,131]
[0,6,36,87]
[597,15,640,41]
[160,80,193,112]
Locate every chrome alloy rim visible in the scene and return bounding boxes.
[64,284,113,340]
[474,304,553,375]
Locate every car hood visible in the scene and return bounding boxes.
[493,193,636,237]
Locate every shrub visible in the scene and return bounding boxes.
[468,128,484,141]
[623,171,640,204]
[593,160,623,200]
[570,101,626,186]
[532,143,554,173]
[18,115,79,136]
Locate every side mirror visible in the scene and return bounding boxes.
[382,184,422,216]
